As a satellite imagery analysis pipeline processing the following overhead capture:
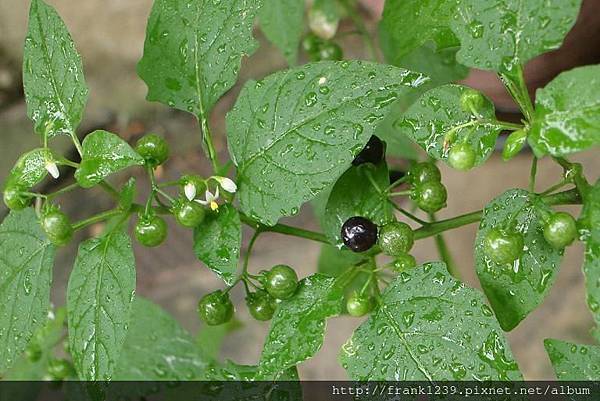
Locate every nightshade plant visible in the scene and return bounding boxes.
[1,0,599,385]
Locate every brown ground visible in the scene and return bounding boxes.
[0,0,598,380]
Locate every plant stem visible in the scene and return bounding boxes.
[429,213,460,279]
[99,181,121,200]
[529,156,538,192]
[70,131,83,156]
[198,114,221,174]
[389,190,412,197]
[388,200,428,225]
[339,0,379,62]
[73,209,123,231]
[47,183,79,199]
[239,213,329,244]
[499,65,535,122]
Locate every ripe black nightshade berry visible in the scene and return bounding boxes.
[352,135,384,166]
[341,216,378,253]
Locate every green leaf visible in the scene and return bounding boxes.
[5,148,60,189]
[544,339,600,380]
[118,178,137,211]
[580,180,600,333]
[529,65,600,157]
[67,229,136,380]
[475,189,563,331]
[207,361,299,381]
[340,262,522,380]
[193,204,241,286]
[323,163,393,246]
[258,273,347,378]
[394,84,502,167]
[259,0,304,65]
[23,0,88,138]
[75,130,143,188]
[227,61,428,225]
[4,307,66,380]
[137,0,261,116]
[380,0,459,60]
[378,22,467,86]
[113,297,210,380]
[450,0,582,71]
[0,209,55,374]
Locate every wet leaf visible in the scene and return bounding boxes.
[259,273,347,378]
[529,65,600,157]
[113,297,210,380]
[118,178,137,211]
[379,23,467,86]
[450,0,582,71]
[207,361,298,381]
[67,229,136,380]
[75,130,144,188]
[23,0,88,138]
[4,307,66,380]
[544,339,600,380]
[340,262,522,380]
[0,209,55,374]
[475,189,563,331]
[323,163,393,246]
[5,148,60,190]
[394,84,502,167]
[227,60,428,225]
[259,0,304,65]
[193,204,241,286]
[380,0,460,60]
[137,0,261,116]
[580,180,600,335]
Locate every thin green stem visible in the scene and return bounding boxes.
[539,180,569,196]
[47,183,79,199]
[529,156,538,192]
[70,131,83,156]
[73,209,123,231]
[552,157,590,197]
[386,175,409,191]
[499,65,535,122]
[99,181,121,200]
[339,0,379,62]
[388,200,428,225]
[199,115,221,174]
[429,213,460,279]
[239,213,329,244]
[389,190,412,197]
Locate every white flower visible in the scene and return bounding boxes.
[184,182,197,201]
[212,176,237,193]
[196,187,220,211]
[45,160,60,179]
[308,9,338,40]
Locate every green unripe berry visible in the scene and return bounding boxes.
[346,294,371,317]
[3,186,31,210]
[391,253,417,272]
[41,209,73,246]
[448,143,476,171]
[484,228,524,265]
[174,200,206,228]
[460,88,485,113]
[316,41,343,61]
[378,221,414,257]
[25,341,42,362]
[502,129,528,161]
[412,181,447,213]
[135,134,170,167]
[407,162,441,185]
[265,264,298,300]
[543,212,578,249]
[198,290,234,326]
[246,291,276,321]
[47,359,75,381]
[135,215,168,247]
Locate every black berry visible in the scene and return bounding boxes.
[352,135,385,166]
[341,216,378,253]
